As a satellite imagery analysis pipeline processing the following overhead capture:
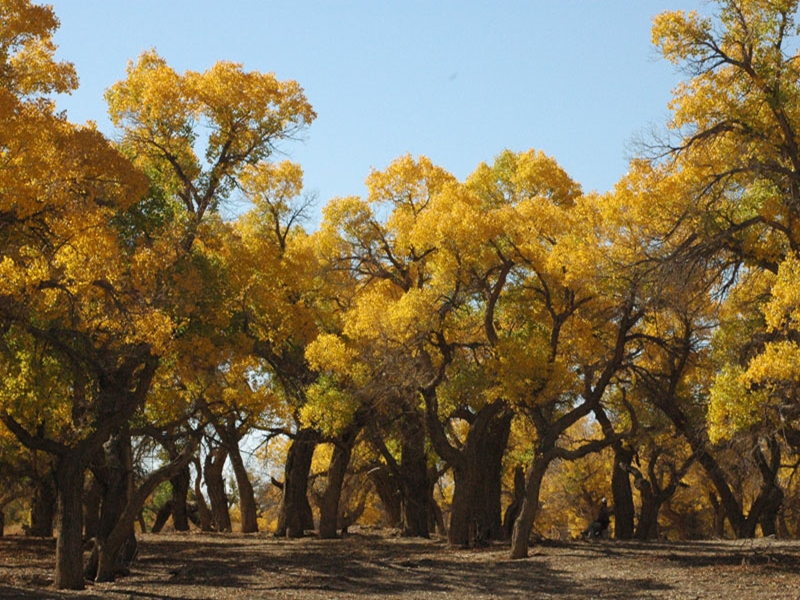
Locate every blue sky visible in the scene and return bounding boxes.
[48,1,706,221]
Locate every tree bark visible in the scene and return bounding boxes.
[276,428,318,538]
[53,453,87,590]
[634,482,661,540]
[369,464,402,527]
[94,446,195,582]
[83,473,102,541]
[227,438,258,533]
[28,468,56,537]
[652,393,751,536]
[192,457,214,532]
[169,464,191,532]
[510,456,550,559]
[204,446,231,533]
[503,465,526,539]
[151,501,173,534]
[319,425,359,539]
[478,410,512,541]
[611,445,635,540]
[399,407,431,538]
[85,431,135,582]
[422,389,509,546]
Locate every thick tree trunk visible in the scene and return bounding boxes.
[634,485,661,540]
[478,411,512,541]
[94,446,195,582]
[28,469,56,537]
[448,466,476,546]
[319,426,359,539]
[399,409,430,538]
[759,486,784,537]
[276,428,318,538]
[0,510,4,536]
[204,446,231,533]
[169,464,191,532]
[228,441,258,534]
[86,432,135,582]
[444,407,511,546]
[510,456,550,559]
[192,457,213,532]
[53,454,87,590]
[611,445,635,540]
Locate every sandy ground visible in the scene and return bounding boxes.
[1,531,800,599]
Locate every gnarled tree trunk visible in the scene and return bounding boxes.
[169,464,191,532]
[611,445,635,540]
[227,439,258,533]
[319,425,359,539]
[276,428,318,538]
[204,446,231,533]
[192,457,213,532]
[85,431,136,582]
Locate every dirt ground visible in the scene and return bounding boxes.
[1,531,800,599]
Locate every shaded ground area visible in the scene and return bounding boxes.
[1,531,800,599]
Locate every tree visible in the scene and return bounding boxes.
[649,2,800,528]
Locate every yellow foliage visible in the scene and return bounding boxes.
[708,364,768,443]
[0,0,77,96]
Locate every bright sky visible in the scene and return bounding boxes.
[48,1,706,221]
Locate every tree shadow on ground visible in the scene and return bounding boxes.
[7,533,800,598]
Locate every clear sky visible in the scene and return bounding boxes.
[48,1,706,221]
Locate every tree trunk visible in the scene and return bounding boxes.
[708,492,726,537]
[399,408,430,538]
[53,453,87,590]
[611,445,635,540]
[83,473,102,541]
[655,401,748,536]
[228,440,258,533]
[427,466,447,535]
[192,457,213,532]
[94,445,195,582]
[319,426,359,539]
[448,465,476,546]
[634,483,661,540]
[276,428,317,538]
[204,446,231,533]
[370,465,402,527]
[759,486,784,537]
[503,465,526,539]
[28,469,56,537]
[151,501,173,533]
[443,406,511,546]
[169,464,191,532]
[510,455,550,559]
[478,411,512,541]
[86,431,135,582]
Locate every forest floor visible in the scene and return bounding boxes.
[1,530,800,599]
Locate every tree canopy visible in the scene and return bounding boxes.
[4,0,800,591]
